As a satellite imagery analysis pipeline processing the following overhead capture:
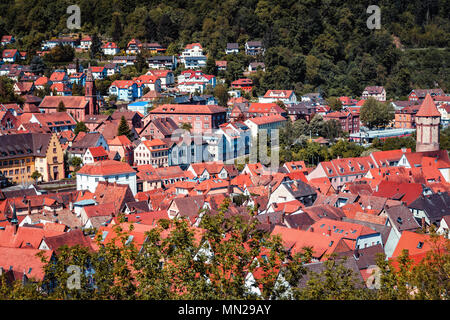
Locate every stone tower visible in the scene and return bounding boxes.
[415,94,441,152]
[85,67,98,115]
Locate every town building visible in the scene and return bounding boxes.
[361,86,386,102]
[258,90,297,105]
[134,139,169,168]
[149,104,227,133]
[179,43,207,69]
[0,133,64,183]
[76,160,137,195]
[415,94,441,153]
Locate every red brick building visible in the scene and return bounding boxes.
[148,104,227,133]
[323,111,360,134]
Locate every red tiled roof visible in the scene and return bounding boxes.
[77,160,135,176]
[2,49,18,58]
[49,71,67,82]
[0,247,53,281]
[88,146,108,158]
[416,94,441,117]
[263,90,294,98]
[185,43,202,50]
[40,96,88,109]
[390,231,447,260]
[246,114,287,125]
[150,104,226,115]
[248,103,285,114]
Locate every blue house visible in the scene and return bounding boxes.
[69,73,86,86]
[108,80,143,101]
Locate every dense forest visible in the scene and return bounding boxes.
[0,0,449,98]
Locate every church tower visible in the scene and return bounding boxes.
[85,67,98,115]
[415,94,441,152]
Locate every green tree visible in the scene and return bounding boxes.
[360,98,395,129]
[70,157,82,171]
[31,171,42,183]
[117,116,133,140]
[57,101,66,112]
[89,33,102,60]
[326,97,343,112]
[143,15,157,43]
[295,256,374,300]
[74,121,88,135]
[30,56,45,75]
[110,13,123,44]
[213,84,229,107]
[180,122,192,133]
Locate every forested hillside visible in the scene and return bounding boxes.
[0,0,449,98]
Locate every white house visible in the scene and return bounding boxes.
[102,42,120,56]
[177,70,216,94]
[244,114,287,139]
[258,90,297,105]
[180,43,207,69]
[361,86,386,102]
[437,216,450,238]
[76,160,137,195]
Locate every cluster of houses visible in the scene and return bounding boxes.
[0,34,449,295]
[0,87,449,294]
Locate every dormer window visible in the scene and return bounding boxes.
[417,241,424,249]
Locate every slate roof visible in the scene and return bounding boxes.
[296,257,364,289]
[385,204,420,232]
[0,133,52,160]
[408,192,450,222]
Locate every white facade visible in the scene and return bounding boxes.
[76,172,137,195]
[180,44,207,69]
[258,92,297,105]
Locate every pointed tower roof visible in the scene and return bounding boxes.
[416,94,441,117]
[10,203,18,225]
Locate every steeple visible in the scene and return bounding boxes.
[415,94,441,152]
[416,94,441,117]
[85,64,97,115]
[10,202,18,225]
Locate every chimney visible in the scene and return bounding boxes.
[401,147,406,153]
[266,215,270,224]
[27,200,31,215]
[354,247,360,259]
[327,227,331,236]
[421,217,426,228]
[310,227,314,232]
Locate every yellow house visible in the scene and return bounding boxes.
[0,133,65,184]
[34,133,65,181]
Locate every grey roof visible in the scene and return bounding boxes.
[148,55,175,62]
[296,257,364,289]
[226,43,239,49]
[151,117,179,137]
[385,204,420,232]
[342,217,392,245]
[125,201,150,213]
[336,244,384,270]
[0,133,52,160]
[283,180,317,198]
[255,211,284,225]
[408,192,450,222]
[246,41,262,47]
[69,132,104,154]
[284,212,315,230]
